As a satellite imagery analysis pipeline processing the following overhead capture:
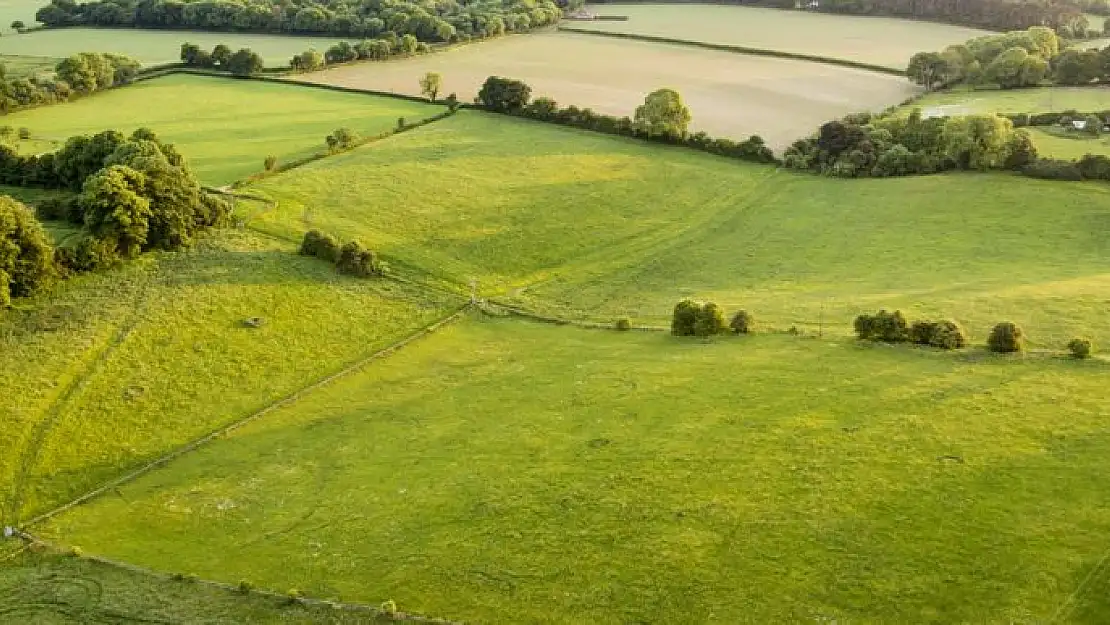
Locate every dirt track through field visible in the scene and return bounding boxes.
[303,32,918,151]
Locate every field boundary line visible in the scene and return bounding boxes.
[10,535,464,625]
[19,303,473,531]
[556,26,907,76]
[481,299,666,332]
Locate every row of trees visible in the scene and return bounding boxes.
[36,0,565,43]
[671,300,753,337]
[0,52,138,114]
[289,34,425,71]
[1,128,231,305]
[180,43,264,75]
[476,77,777,165]
[907,27,1110,90]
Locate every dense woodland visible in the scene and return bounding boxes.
[35,0,568,41]
[907,27,1110,90]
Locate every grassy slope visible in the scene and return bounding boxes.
[1028,127,1110,159]
[0,28,344,65]
[571,3,987,69]
[247,110,777,293]
[0,548,394,623]
[37,317,1110,623]
[1,74,443,185]
[249,110,1110,346]
[0,229,461,526]
[908,86,1110,115]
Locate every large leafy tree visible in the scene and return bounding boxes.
[80,164,151,258]
[0,195,53,306]
[942,114,1016,171]
[634,88,692,140]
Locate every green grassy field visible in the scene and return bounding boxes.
[1,74,443,185]
[0,28,343,65]
[35,316,1110,623]
[909,86,1110,116]
[0,53,58,77]
[0,547,396,623]
[1028,126,1110,159]
[1,228,461,526]
[570,3,988,69]
[248,110,1110,348]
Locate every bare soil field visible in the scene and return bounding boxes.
[571,3,990,69]
[305,32,917,150]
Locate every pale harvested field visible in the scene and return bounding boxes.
[571,4,989,69]
[305,32,917,150]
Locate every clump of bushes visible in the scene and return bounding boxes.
[264,155,277,171]
[237,579,254,594]
[1067,337,1093,359]
[1,196,55,307]
[615,317,631,331]
[299,230,381,277]
[854,310,910,343]
[987,321,1026,353]
[325,128,358,152]
[909,319,968,350]
[671,299,727,337]
[729,310,754,334]
[180,43,264,76]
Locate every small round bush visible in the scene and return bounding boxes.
[615,317,631,331]
[380,599,398,615]
[987,322,1025,353]
[1067,338,1093,359]
[263,155,277,171]
[929,320,968,350]
[729,310,753,334]
[237,579,254,594]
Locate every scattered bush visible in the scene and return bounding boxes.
[285,589,304,605]
[17,127,30,140]
[671,299,727,337]
[380,599,398,615]
[671,299,700,336]
[237,580,254,594]
[911,319,967,350]
[1067,337,1093,359]
[1022,158,1083,180]
[264,155,277,171]
[445,93,460,112]
[299,229,340,263]
[987,321,1026,353]
[729,310,754,334]
[336,240,379,277]
[325,127,358,152]
[477,76,531,112]
[854,310,910,343]
[615,317,631,331]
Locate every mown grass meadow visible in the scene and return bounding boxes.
[910,86,1110,116]
[0,74,443,186]
[37,317,1110,623]
[1,229,461,526]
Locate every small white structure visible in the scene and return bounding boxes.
[1071,120,1088,131]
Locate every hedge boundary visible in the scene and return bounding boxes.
[18,302,473,530]
[10,536,463,624]
[556,26,907,77]
[482,298,666,332]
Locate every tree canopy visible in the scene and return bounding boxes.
[634,89,692,140]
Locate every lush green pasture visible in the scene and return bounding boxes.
[0,229,461,526]
[0,28,343,65]
[0,53,58,77]
[308,31,916,150]
[1,74,442,185]
[248,109,777,292]
[1029,126,1110,159]
[249,110,1110,347]
[571,3,988,69]
[0,548,389,624]
[909,86,1110,116]
[37,317,1110,623]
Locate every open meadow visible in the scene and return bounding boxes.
[306,31,917,149]
[910,86,1110,117]
[569,3,989,69]
[0,28,344,66]
[1,74,443,185]
[1,228,461,527]
[36,316,1110,623]
[247,110,1110,348]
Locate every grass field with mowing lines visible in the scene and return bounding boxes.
[247,110,1110,347]
[36,317,1110,623]
[0,229,461,526]
[1,74,443,185]
[0,548,395,623]
[307,31,916,150]
[910,86,1110,116]
[570,3,988,69]
[0,28,343,65]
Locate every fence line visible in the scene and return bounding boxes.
[19,303,473,530]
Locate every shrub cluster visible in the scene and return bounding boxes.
[291,35,430,71]
[0,196,54,306]
[325,128,359,152]
[299,230,382,277]
[1068,337,1094,359]
[855,310,968,350]
[671,299,730,337]
[180,44,265,76]
[987,321,1025,353]
[476,77,777,165]
[38,0,567,43]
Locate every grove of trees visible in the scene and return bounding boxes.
[36,0,568,43]
[181,43,265,75]
[0,52,138,114]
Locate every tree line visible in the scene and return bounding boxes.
[290,34,426,71]
[0,52,138,114]
[0,128,231,306]
[180,43,264,75]
[908,27,1110,91]
[35,0,567,43]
